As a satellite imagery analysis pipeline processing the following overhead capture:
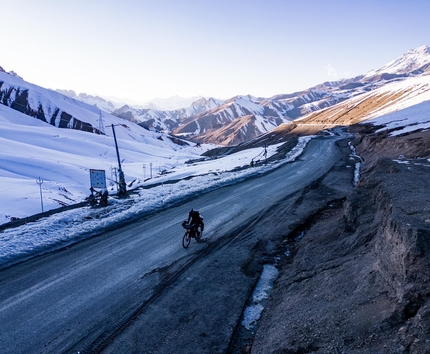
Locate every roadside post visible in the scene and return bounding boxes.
[36,177,44,213]
[264,143,268,163]
[110,124,127,196]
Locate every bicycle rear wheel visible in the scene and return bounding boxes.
[182,232,191,248]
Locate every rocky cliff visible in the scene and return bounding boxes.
[249,125,430,353]
[0,78,103,134]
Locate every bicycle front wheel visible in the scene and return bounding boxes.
[182,232,191,249]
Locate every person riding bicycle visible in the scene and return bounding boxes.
[187,209,204,237]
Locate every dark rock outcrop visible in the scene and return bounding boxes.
[0,82,103,134]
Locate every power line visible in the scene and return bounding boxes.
[98,110,105,134]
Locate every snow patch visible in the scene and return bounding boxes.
[241,264,280,330]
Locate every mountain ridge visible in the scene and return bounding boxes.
[1,45,430,146]
[110,45,430,145]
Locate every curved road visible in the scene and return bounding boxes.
[0,133,347,353]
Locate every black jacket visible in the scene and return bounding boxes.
[188,210,204,231]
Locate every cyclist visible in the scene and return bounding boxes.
[187,209,204,237]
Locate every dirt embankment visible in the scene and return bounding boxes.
[250,125,430,353]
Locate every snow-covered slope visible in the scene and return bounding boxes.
[290,73,430,134]
[0,99,217,220]
[0,72,219,222]
[0,71,113,134]
[364,45,430,79]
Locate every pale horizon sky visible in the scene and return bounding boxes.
[2,0,430,104]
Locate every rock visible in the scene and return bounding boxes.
[250,126,430,353]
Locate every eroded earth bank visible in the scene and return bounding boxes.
[249,125,430,354]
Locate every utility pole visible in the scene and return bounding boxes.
[111,124,127,196]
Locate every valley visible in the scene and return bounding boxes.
[1,44,430,354]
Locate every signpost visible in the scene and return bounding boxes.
[89,169,108,206]
[90,169,106,189]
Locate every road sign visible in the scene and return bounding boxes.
[90,169,106,189]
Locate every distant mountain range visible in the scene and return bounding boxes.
[1,45,430,146]
[54,91,205,112]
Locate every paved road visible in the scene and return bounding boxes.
[0,133,346,353]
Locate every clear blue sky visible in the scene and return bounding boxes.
[2,0,430,103]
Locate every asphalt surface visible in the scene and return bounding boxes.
[0,132,348,353]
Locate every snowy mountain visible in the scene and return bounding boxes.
[0,72,112,134]
[363,45,430,79]
[1,45,429,147]
[171,86,369,145]
[0,69,219,223]
[144,95,207,110]
[118,90,351,146]
[46,45,430,146]
[56,91,208,112]
[123,45,430,145]
[55,89,121,113]
[2,44,430,227]
[112,96,223,131]
[172,95,287,145]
